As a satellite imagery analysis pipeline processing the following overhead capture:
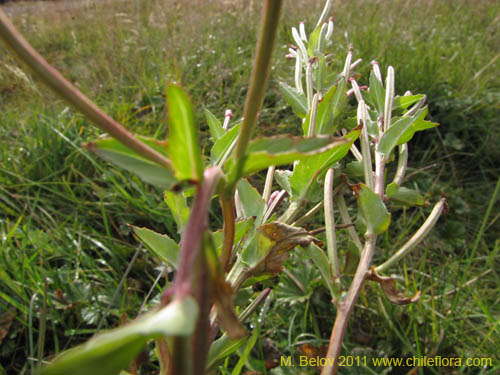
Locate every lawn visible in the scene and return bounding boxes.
[0,0,499,374]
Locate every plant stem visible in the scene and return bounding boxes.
[233,0,283,181]
[321,235,377,375]
[0,9,172,170]
[173,167,222,298]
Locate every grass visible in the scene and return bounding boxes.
[0,0,499,374]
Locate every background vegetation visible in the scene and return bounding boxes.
[0,0,498,373]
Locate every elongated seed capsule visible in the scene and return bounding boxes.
[404,95,427,117]
[350,58,362,71]
[350,78,363,103]
[308,93,319,136]
[325,16,334,40]
[317,22,328,53]
[292,27,308,61]
[222,109,232,131]
[294,50,303,93]
[306,60,314,110]
[358,100,374,189]
[384,66,395,131]
[342,44,353,78]
[372,60,383,84]
[316,0,332,27]
[299,21,307,42]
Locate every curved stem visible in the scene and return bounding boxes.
[376,198,446,273]
[0,9,172,170]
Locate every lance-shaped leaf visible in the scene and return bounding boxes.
[367,268,421,305]
[85,136,176,189]
[164,190,190,233]
[226,135,348,184]
[307,25,323,55]
[303,78,347,136]
[392,94,425,112]
[369,70,385,114]
[386,182,425,207]
[237,179,266,224]
[355,184,391,236]
[279,81,307,118]
[130,226,179,267]
[396,110,439,146]
[210,122,241,165]
[207,334,248,371]
[241,222,320,276]
[377,107,427,155]
[290,128,360,199]
[203,107,225,141]
[42,297,198,375]
[166,84,204,181]
[304,243,338,300]
[275,169,293,196]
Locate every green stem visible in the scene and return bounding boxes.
[233,0,283,181]
[0,9,172,170]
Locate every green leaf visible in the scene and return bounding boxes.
[303,78,347,136]
[345,160,364,179]
[396,109,439,145]
[386,182,425,207]
[210,122,241,165]
[42,297,198,375]
[226,136,348,183]
[392,94,425,112]
[378,108,427,155]
[279,82,307,118]
[212,218,255,254]
[304,243,338,300]
[307,25,322,55]
[164,191,190,233]
[290,128,360,199]
[85,136,176,189]
[232,327,260,375]
[369,70,385,114]
[237,179,266,224]
[203,107,225,140]
[356,184,391,236]
[274,169,293,196]
[130,226,179,267]
[206,334,248,371]
[166,84,204,181]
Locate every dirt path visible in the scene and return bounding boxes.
[1,0,121,17]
